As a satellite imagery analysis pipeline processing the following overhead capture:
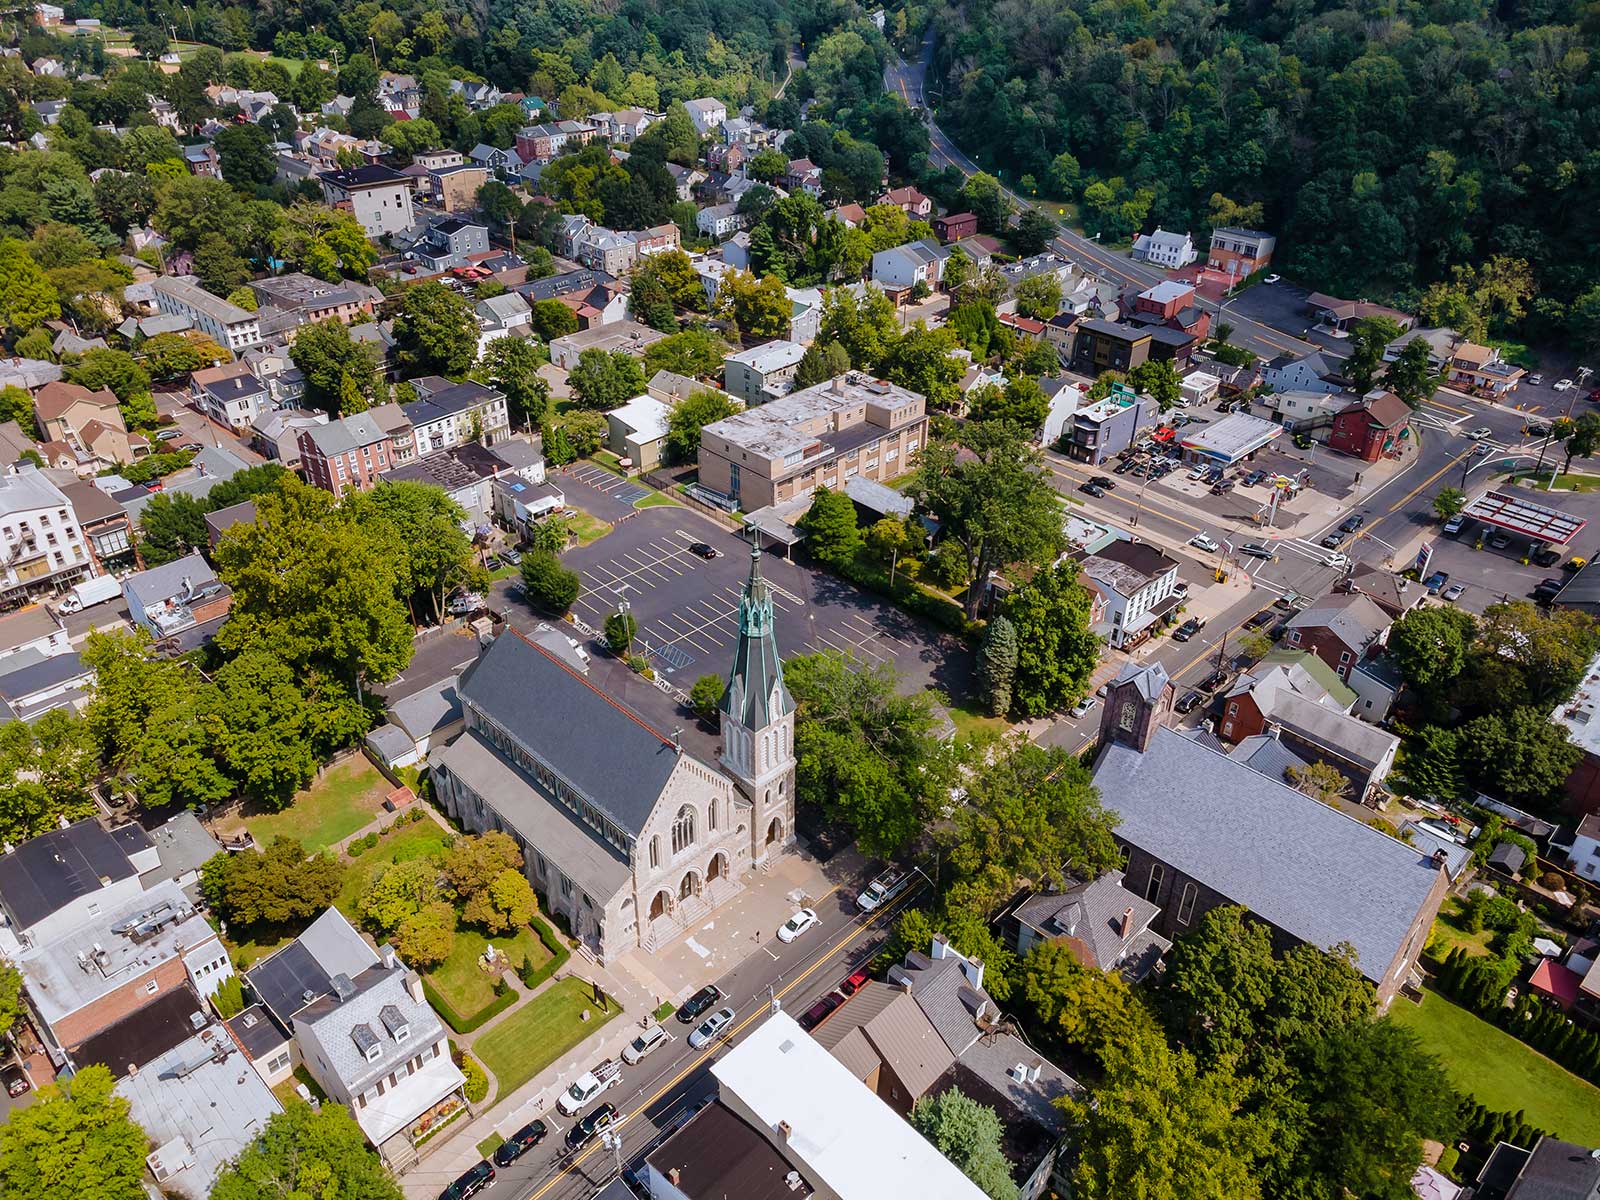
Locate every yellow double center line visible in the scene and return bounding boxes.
[524,883,917,1198]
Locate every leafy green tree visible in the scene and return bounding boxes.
[997,561,1101,716]
[442,831,524,899]
[795,340,852,388]
[883,322,964,411]
[213,122,277,187]
[629,269,677,331]
[0,385,34,431]
[66,348,149,402]
[288,319,382,413]
[946,738,1120,911]
[911,1091,1017,1200]
[567,348,646,411]
[528,298,581,342]
[977,615,1019,717]
[394,280,480,376]
[797,486,862,569]
[200,837,345,931]
[137,491,209,566]
[642,327,725,379]
[1432,487,1466,520]
[205,462,291,512]
[910,421,1064,620]
[396,900,456,968]
[1289,761,1352,804]
[819,286,900,370]
[211,1100,403,1200]
[784,652,954,856]
[194,231,250,295]
[479,336,550,429]
[1559,411,1600,474]
[0,238,59,335]
[1013,206,1057,255]
[605,610,638,656]
[948,301,1000,359]
[360,859,443,937]
[968,376,1049,431]
[690,674,725,723]
[1129,359,1182,411]
[519,551,581,615]
[0,709,96,845]
[1458,706,1580,806]
[213,479,414,688]
[350,482,479,624]
[1386,606,1475,698]
[0,1065,147,1200]
[1468,599,1600,713]
[209,650,320,808]
[1342,317,1403,393]
[211,974,246,1019]
[712,268,793,339]
[665,389,736,464]
[1384,338,1441,408]
[0,960,21,1038]
[1398,725,1464,801]
[1014,273,1063,320]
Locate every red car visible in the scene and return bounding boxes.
[838,968,870,997]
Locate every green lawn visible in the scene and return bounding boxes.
[566,511,612,547]
[1389,989,1600,1143]
[473,977,619,1098]
[245,760,392,854]
[634,492,680,509]
[477,1133,505,1158]
[1423,897,1495,966]
[425,924,552,1018]
[335,820,454,920]
[947,700,1008,745]
[272,1065,327,1108]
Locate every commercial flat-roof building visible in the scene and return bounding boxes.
[698,373,928,512]
[1178,411,1283,465]
[319,163,415,238]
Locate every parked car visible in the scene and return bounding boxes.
[501,547,522,565]
[557,1059,622,1116]
[1175,690,1203,715]
[1488,531,1512,549]
[1441,582,1466,603]
[1339,514,1366,533]
[855,866,912,913]
[1070,694,1097,718]
[837,968,870,997]
[676,984,722,1024]
[446,590,485,616]
[1210,479,1235,495]
[1114,459,1137,475]
[494,1120,548,1166]
[1089,475,1117,490]
[621,1024,668,1065]
[1173,618,1203,642]
[777,908,818,943]
[1533,547,1562,567]
[798,992,845,1032]
[1198,669,1230,693]
[1188,533,1220,552]
[1533,577,1566,601]
[1423,571,1449,594]
[155,428,183,441]
[1529,373,1544,385]
[1442,515,1466,535]
[1264,273,1282,284]
[438,1161,495,1200]
[1244,609,1277,631]
[1244,470,1268,486]
[1,1065,27,1098]
[687,542,718,559]
[688,1006,736,1050]
[1080,482,1106,498]
[1239,542,1276,560]
[565,1103,618,1150]
[1554,379,1575,392]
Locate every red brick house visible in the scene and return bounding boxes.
[933,212,978,242]
[1328,390,1412,463]
[1284,593,1391,682]
[297,403,415,497]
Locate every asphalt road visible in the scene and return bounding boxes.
[884,36,1319,362]
[474,874,924,1200]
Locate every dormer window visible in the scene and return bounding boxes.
[379,1003,410,1044]
[351,1022,382,1061]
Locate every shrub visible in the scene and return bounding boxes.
[689,674,725,723]
[519,913,572,992]
[519,551,581,615]
[458,1051,490,1103]
[212,974,246,1019]
[348,838,367,857]
[922,549,968,590]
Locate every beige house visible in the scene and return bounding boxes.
[432,163,489,213]
[32,381,147,467]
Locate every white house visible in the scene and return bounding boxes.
[1181,371,1220,407]
[724,340,806,405]
[697,202,748,240]
[1081,539,1181,649]
[1569,813,1600,881]
[1130,228,1197,269]
[318,164,416,239]
[150,276,261,351]
[1262,351,1340,394]
[475,292,533,358]
[684,97,727,136]
[870,240,948,291]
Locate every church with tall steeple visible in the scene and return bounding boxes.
[431,537,798,962]
[720,543,797,864]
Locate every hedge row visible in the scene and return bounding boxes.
[1460,1097,1549,1151]
[834,553,976,639]
[1435,948,1600,1084]
[518,913,571,993]
[422,974,519,1036]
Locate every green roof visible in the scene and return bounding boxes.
[1258,648,1357,708]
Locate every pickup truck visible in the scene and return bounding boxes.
[556,1059,622,1116]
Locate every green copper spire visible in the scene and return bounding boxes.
[720,541,792,727]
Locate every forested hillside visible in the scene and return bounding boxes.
[931,0,1600,340]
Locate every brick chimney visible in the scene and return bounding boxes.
[1119,907,1134,938]
[778,1120,793,1142]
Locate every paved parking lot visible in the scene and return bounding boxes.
[553,464,649,522]
[562,508,961,694]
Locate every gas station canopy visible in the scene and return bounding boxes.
[1461,489,1587,545]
